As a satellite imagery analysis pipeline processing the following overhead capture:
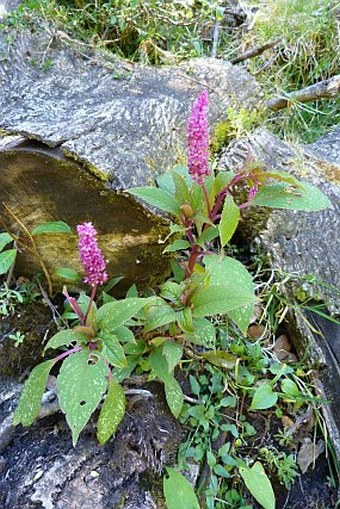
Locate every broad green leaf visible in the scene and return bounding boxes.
[31,221,72,235]
[13,359,55,426]
[163,467,200,509]
[172,170,190,204]
[101,334,127,368]
[164,376,184,418]
[177,307,194,333]
[77,292,97,325]
[162,340,183,373]
[184,317,216,347]
[250,384,278,410]
[97,379,126,444]
[0,249,17,275]
[163,240,190,253]
[144,303,177,333]
[128,187,180,215]
[202,350,237,369]
[57,350,108,445]
[204,255,255,334]
[0,232,13,252]
[157,166,191,193]
[191,285,253,318]
[160,281,183,301]
[197,226,219,247]
[149,346,183,417]
[55,267,80,281]
[44,330,89,351]
[281,379,300,397]
[96,297,157,332]
[215,171,234,194]
[239,462,275,509]
[113,325,136,343]
[253,182,332,211]
[219,194,240,246]
[189,375,200,396]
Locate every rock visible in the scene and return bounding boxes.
[0,0,21,19]
[0,377,180,509]
[0,143,168,292]
[0,21,262,288]
[0,25,262,189]
[218,127,340,461]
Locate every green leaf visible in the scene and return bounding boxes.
[113,325,136,343]
[202,350,237,369]
[191,285,253,318]
[250,384,278,410]
[177,307,194,333]
[162,340,183,373]
[164,376,184,418]
[172,170,190,204]
[13,359,55,426]
[160,281,183,301]
[281,379,300,397]
[149,347,183,417]
[55,267,80,281]
[219,194,240,246]
[239,462,275,509]
[253,182,332,211]
[189,375,200,396]
[144,303,177,333]
[97,379,126,444]
[184,318,216,347]
[31,221,72,235]
[204,255,255,334]
[101,333,127,368]
[214,171,234,194]
[163,240,190,253]
[128,187,180,215]
[157,166,191,193]
[44,330,89,351]
[163,467,200,509]
[0,249,17,275]
[197,226,219,247]
[0,232,13,252]
[57,350,108,445]
[96,297,157,332]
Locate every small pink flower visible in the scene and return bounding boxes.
[187,90,210,185]
[77,222,108,286]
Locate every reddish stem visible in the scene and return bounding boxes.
[84,284,97,326]
[63,287,85,323]
[53,346,81,364]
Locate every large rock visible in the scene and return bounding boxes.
[0,377,180,509]
[0,22,262,288]
[0,25,263,189]
[219,127,340,460]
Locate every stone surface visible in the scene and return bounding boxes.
[219,127,340,460]
[0,25,263,190]
[0,377,180,509]
[0,143,169,292]
[219,128,340,316]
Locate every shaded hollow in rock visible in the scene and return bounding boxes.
[0,144,169,292]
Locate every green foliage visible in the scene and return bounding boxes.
[97,378,126,445]
[244,0,339,142]
[163,467,200,509]
[31,220,72,235]
[57,350,108,445]
[239,462,275,509]
[13,359,55,426]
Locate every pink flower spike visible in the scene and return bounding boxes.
[77,222,108,287]
[187,90,210,185]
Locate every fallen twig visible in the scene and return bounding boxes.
[266,74,340,111]
[230,38,281,65]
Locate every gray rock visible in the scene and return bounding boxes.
[0,25,263,190]
[0,0,21,19]
[0,377,180,509]
[219,127,340,460]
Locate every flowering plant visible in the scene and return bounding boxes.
[13,90,331,449]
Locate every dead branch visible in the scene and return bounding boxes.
[267,74,340,111]
[230,38,281,64]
